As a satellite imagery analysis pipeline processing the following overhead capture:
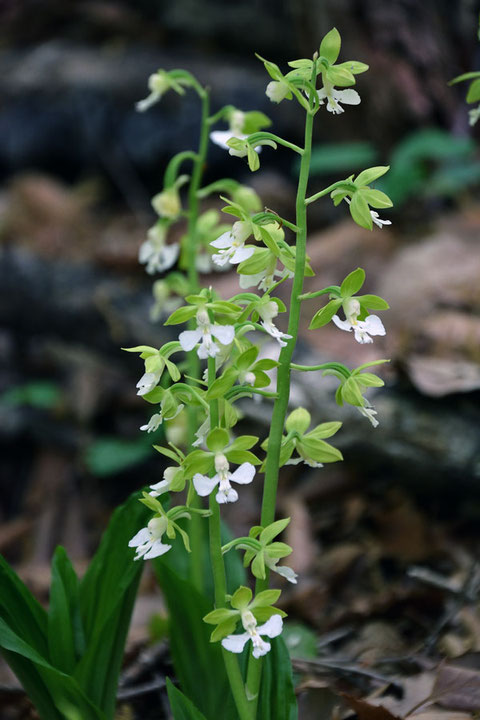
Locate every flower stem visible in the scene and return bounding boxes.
[186,89,210,594]
[245,77,316,717]
[207,357,253,720]
[304,179,354,205]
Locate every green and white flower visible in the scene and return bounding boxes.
[318,85,360,114]
[222,612,283,658]
[258,300,292,347]
[179,308,235,359]
[139,224,179,274]
[193,453,255,504]
[210,221,254,266]
[129,516,171,560]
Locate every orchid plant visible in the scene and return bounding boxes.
[127,28,392,720]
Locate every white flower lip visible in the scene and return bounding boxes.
[210,221,254,267]
[221,614,283,658]
[136,371,160,396]
[129,517,171,560]
[193,461,255,504]
[179,313,235,360]
[332,314,386,344]
[318,86,361,114]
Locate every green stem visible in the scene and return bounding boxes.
[251,211,299,233]
[298,285,341,301]
[290,362,350,377]
[305,179,354,206]
[207,357,253,720]
[186,90,210,594]
[247,131,303,155]
[245,67,316,719]
[163,150,198,188]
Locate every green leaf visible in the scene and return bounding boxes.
[358,294,389,310]
[75,492,149,716]
[165,305,198,325]
[319,27,341,64]
[309,298,342,329]
[48,548,84,675]
[283,622,318,660]
[350,192,373,230]
[449,70,480,85]
[206,428,230,453]
[0,381,61,410]
[341,377,365,406]
[340,268,365,297]
[0,618,105,720]
[467,77,480,103]
[155,564,238,718]
[354,165,390,186]
[257,636,298,720]
[166,678,209,720]
[84,436,152,477]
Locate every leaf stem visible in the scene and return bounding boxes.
[305,179,355,206]
[247,131,304,155]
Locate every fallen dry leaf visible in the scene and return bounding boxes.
[342,694,403,719]
[433,663,480,711]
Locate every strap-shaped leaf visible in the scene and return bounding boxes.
[167,678,209,720]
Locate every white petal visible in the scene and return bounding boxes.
[222,632,250,654]
[179,328,203,351]
[332,315,352,332]
[230,462,255,485]
[334,88,361,106]
[353,327,373,344]
[143,540,172,559]
[216,486,238,504]
[159,243,180,270]
[273,565,298,584]
[230,246,254,264]
[210,131,235,150]
[128,527,150,547]
[211,324,235,345]
[252,639,271,658]
[257,614,283,639]
[149,479,170,496]
[210,232,233,249]
[193,473,219,497]
[212,252,231,267]
[136,92,161,112]
[198,339,219,359]
[364,315,386,337]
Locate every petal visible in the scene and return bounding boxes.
[193,473,219,497]
[149,479,170,496]
[252,639,271,658]
[334,88,361,106]
[209,130,235,150]
[128,527,150,547]
[216,486,238,503]
[257,614,283,638]
[230,462,255,485]
[353,327,373,344]
[212,252,231,267]
[364,315,386,336]
[179,329,202,351]
[222,633,250,654]
[136,92,161,112]
[198,339,219,359]
[212,324,235,345]
[210,231,233,249]
[273,565,298,584]
[230,246,254,264]
[332,315,352,332]
[143,540,172,559]
[160,243,180,270]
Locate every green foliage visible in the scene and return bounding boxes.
[0,381,61,409]
[167,679,209,720]
[0,492,149,720]
[308,141,378,176]
[257,637,298,720]
[84,436,153,477]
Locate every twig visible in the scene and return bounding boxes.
[117,677,166,700]
[291,657,403,694]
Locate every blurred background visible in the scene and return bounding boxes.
[1,0,480,715]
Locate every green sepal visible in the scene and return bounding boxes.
[206,368,239,400]
[210,618,238,642]
[231,586,252,609]
[251,552,266,580]
[237,247,271,275]
[298,437,343,463]
[304,421,342,441]
[203,608,238,625]
[309,298,342,329]
[153,444,182,463]
[340,267,365,297]
[337,60,369,75]
[350,192,373,230]
[360,188,393,209]
[265,542,292,559]
[165,305,198,325]
[341,377,366,406]
[206,428,230,453]
[236,346,259,370]
[449,70,480,85]
[253,370,270,387]
[247,144,260,172]
[358,294,389,310]
[325,65,355,87]
[164,357,181,381]
[467,78,480,103]
[183,450,214,476]
[354,166,390,186]
[227,435,259,452]
[260,518,290,545]
[354,372,384,388]
[225,450,261,465]
[285,407,311,434]
[122,344,157,356]
[254,606,287,622]
[254,358,279,371]
[242,111,272,134]
[251,589,281,608]
[319,27,341,65]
